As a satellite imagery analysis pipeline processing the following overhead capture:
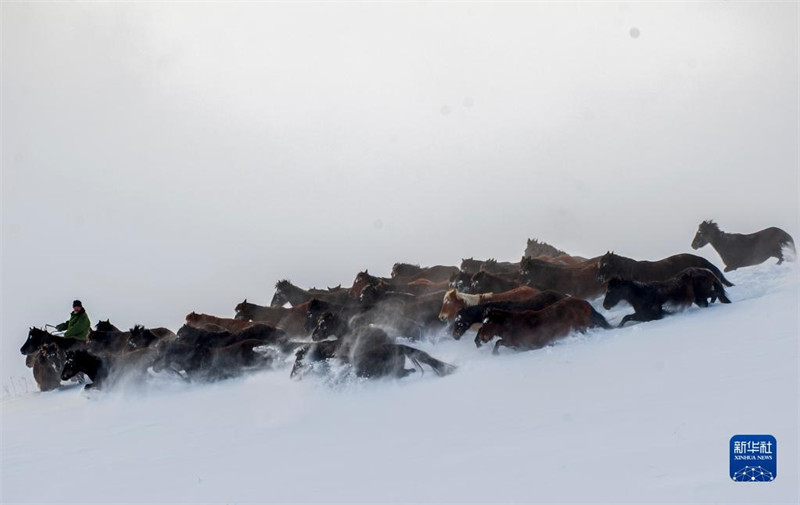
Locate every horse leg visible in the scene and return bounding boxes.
[618,313,636,327]
[492,339,506,355]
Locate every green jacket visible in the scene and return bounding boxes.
[55,309,91,340]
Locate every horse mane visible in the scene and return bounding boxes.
[700,220,720,232]
[275,279,292,289]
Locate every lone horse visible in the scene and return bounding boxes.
[691,220,795,271]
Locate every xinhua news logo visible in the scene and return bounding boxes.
[730,434,777,482]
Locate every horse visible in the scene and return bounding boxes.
[691,220,795,271]
[95,320,121,332]
[391,263,460,283]
[478,259,522,277]
[152,339,277,382]
[291,325,455,380]
[271,280,351,308]
[469,271,523,294]
[234,300,315,336]
[60,348,158,390]
[311,309,425,342]
[475,298,612,354]
[519,256,607,299]
[20,327,86,356]
[449,270,474,292]
[127,325,176,350]
[304,298,361,333]
[176,323,289,350]
[86,328,132,355]
[31,344,64,392]
[596,251,734,286]
[185,312,261,333]
[459,258,520,276]
[351,270,446,299]
[524,238,568,258]
[602,268,731,327]
[451,290,568,339]
[438,286,541,321]
[358,284,417,307]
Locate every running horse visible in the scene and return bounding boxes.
[691,220,795,271]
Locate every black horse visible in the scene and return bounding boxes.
[691,220,795,271]
[292,325,455,380]
[271,280,351,307]
[60,348,158,390]
[128,325,176,350]
[602,268,731,327]
[469,271,522,294]
[597,251,734,287]
[20,327,86,355]
[151,339,278,382]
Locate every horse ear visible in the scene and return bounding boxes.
[243,298,247,304]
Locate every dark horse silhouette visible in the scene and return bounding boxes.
[271,280,351,308]
[691,220,795,271]
[291,325,455,380]
[524,238,567,258]
[60,348,158,390]
[20,327,86,356]
[603,267,731,327]
[475,297,611,354]
[596,252,734,287]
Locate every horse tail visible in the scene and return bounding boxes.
[589,307,613,329]
[699,258,734,287]
[713,280,732,304]
[397,345,456,377]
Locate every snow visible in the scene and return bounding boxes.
[2,263,797,504]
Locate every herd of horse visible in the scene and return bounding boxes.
[20,220,794,392]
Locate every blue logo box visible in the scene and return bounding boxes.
[730,434,777,482]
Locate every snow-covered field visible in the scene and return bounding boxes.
[2,262,797,504]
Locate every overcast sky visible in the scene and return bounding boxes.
[2,1,797,381]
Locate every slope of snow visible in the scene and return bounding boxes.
[2,263,797,504]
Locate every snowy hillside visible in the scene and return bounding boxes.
[2,262,797,504]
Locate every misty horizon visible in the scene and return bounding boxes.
[2,2,797,380]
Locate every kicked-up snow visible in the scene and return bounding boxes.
[1,263,797,503]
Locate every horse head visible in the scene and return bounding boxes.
[596,251,617,282]
[692,220,718,249]
[602,277,627,310]
[271,280,292,307]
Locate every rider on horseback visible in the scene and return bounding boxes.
[54,300,91,341]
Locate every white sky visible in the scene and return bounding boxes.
[2,1,797,379]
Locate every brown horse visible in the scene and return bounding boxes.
[391,263,460,283]
[520,256,606,299]
[31,344,64,392]
[233,299,315,336]
[190,307,308,337]
[475,297,611,354]
[185,312,259,333]
[596,251,733,286]
[352,270,447,299]
[451,290,568,339]
[524,238,568,258]
[438,286,541,321]
[691,220,795,271]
